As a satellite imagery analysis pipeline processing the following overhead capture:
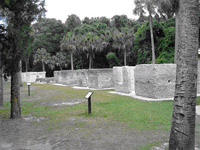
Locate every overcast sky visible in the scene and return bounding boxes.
[45,0,137,22]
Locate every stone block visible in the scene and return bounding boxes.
[134,64,176,99]
[88,69,113,89]
[54,69,113,89]
[21,72,46,83]
[113,66,135,94]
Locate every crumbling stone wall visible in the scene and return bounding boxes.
[21,72,46,83]
[54,70,87,86]
[113,66,135,94]
[134,64,176,99]
[88,69,114,89]
[54,69,113,89]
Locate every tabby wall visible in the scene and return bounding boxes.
[54,69,113,89]
[113,66,135,94]
[21,72,46,83]
[134,64,176,99]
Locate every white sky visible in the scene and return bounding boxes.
[45,0,137,23]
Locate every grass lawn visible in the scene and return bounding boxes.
[0,82,177,149]
[1,82,200,149]
[1,83,173,131]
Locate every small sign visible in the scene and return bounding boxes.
[85,91,93,99]
[27,83,31,86]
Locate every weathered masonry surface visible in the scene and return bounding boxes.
[113,66,135,94]
[21,72,46,83]
[134,64,176,99]
[22,63,200,99]
[54,69,114,89]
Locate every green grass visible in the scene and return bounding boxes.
[73,96,173,130]
[197,96,200,105]
[1,83,173,131]
[137,141,167,150]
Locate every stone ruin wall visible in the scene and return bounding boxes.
[113,66,135,94]
[114,64,200,99]
[134,64,176,99]
[21,72,46,83]
[54,69,114,89]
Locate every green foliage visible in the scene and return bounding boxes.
[130,19,175,65]
[111,15,132,31]
[157,24,175,64]
[65,14,81,32]
[106,52,120,68]
[197,97,200,105]
[1,0,45,74]
[32,18,65,55]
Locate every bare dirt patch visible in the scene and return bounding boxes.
[1,82,200,150]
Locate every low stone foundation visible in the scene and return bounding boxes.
[54,69,113,89]
[21,72,46,83]
[134,64,176,99]
[113,66,135,94]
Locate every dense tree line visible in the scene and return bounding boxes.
[25,13,177,77]
[0,1,199,149]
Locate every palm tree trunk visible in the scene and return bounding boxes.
[149,11,156,64]
[42,62,45,72]
[71,52,74,70]
[174,11,179,64]
[19,60,23,87]
[124,48,127,66]
[0,67,3,107]
[169,0,199,149]
[89,53,92,69]
[10,62,21,119]
[25,59,29,72]
[0,50,3,107]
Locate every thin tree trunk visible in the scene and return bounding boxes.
[42,62,45,72]
[25,59,29,72]
[169,0,199,149]
[19,60,23,87]
[89,53,92,69]
[174,11,179,64]
[0,50,3,107]
[10,67,21,119]
[0,67,3,107]
[124,48,127,66]
[71,52,74,70]
[148,5,156,64]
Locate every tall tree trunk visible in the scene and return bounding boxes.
[174,11,179,64]
[10,63,21,118]
[124,48,127,66]
[25,59,29,72]
[169,0,199,149]
[42,62,45,72]
[89,53,92,69]
[148,7,156,64]
[19,60,23,87]
[0,68,3,107]
[0,59,3,107]
[0,50,3,107]
[71,52,74,70]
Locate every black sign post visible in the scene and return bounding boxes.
[27,83,31,96]
[85,91,93,114]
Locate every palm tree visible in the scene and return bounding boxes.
[80,32,104,69]
[112,28,134,66]
[61,32,78,70]
[53,52,67,70]
[169,0,199,149]
[134,0,156,64]
[33,48,50,72]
